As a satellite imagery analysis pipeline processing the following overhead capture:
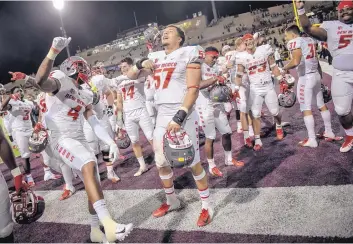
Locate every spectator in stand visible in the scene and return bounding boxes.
[274,48,284,67]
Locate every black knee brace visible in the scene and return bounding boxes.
[101,150,110,162]
[222,133,232,151]
[339,113,353,130]
[23,158,31,174]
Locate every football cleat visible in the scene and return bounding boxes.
[316,132,343,142]
[245,138,253,148]
[153,200,181,218]
[298,138,318,148]
[107,170,120,183]
[90,227,107,243]
[340,135,353,153]
[44,171,62,181]
[197,208,214,227]
[59,185,76,201]
[115,223,134,242]
[209,167,223,177]
[134,167,148,177]
[225,158,245,168]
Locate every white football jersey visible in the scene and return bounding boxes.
[8,98,34,130]
[116,75,146,112]
[320,20,353,71]
[196,63,219,106]
[287,37,319,76]
[80,83,105,120]
[44,70,93,136]
[148,46,205,105]
[237,44,273,88]
[217,56,226,67]
[90,75,112,107]
[37,92,48,126]
[144,75,155,102]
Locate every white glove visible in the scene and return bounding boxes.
[51,37,71,53]
[47,37,71,60]
[109,143,120,162]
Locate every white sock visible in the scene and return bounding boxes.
[106,164,113,173]
[164,186,178,206]
[276,123,282,129]
[243,130,249,139]
[61,164,74,191]
[344,127,353,136]
[303,115,316,140]
[255,135,262,146]
[320,110,333,135]
[224,150,232,162]
[198,187,210,210]
[44,167,51,173]
[207,158,216,169]
[137,156,146,169]
[26,174,33,181]
[93,199,112,221]
[91,214,100,228]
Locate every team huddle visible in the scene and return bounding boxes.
[0,0,353,242]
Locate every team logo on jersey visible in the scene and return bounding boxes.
[70,89,76,94]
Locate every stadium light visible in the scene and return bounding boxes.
[52,0,70,58]
[52,0,64,10]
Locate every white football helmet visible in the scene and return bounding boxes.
[60,56,91,83]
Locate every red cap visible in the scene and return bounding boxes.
[338,0,353,10]
[242,33,254,41]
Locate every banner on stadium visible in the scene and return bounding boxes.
[0,118,21,164]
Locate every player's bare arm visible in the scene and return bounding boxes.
[182,63,201,110]
[296,0,327,41]
[268,55,282,77]
[35,37,72,93]
[234,64,245,87]
[127,58,154,80]
[200,76,218,89]
[283,49,302,71]
[116,92,124,128]
[1,96,11,112]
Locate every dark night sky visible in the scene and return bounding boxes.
[0,1,285,84]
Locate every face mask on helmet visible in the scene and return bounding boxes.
[29,128,49,153]
[321,84,332,103]
[278,90,297,108]
[10,190,45,224]
[144,27,161,49]
[163,129,195,168]
[209,85,233,103]
[60,56,91,85]
[116,129,131,149]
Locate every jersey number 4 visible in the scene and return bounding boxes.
[338,34,353,49]
[121,86,135,100]
[154,68,175,89]
[67,105,82,121]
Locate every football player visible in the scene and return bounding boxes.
[0,126,27,243]
[196,46,244,177]
[14,37,133,243]
[296,0,353,152]
[82,66,121,183]
[114,57,153,177]
[235,34,285,151]
[127,25,213,227]
[284,25,340,147]
[1,87,36,186]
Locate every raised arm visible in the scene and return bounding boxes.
[296,0,327,42]
[35,37,72,93]
[283,48,302,71]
